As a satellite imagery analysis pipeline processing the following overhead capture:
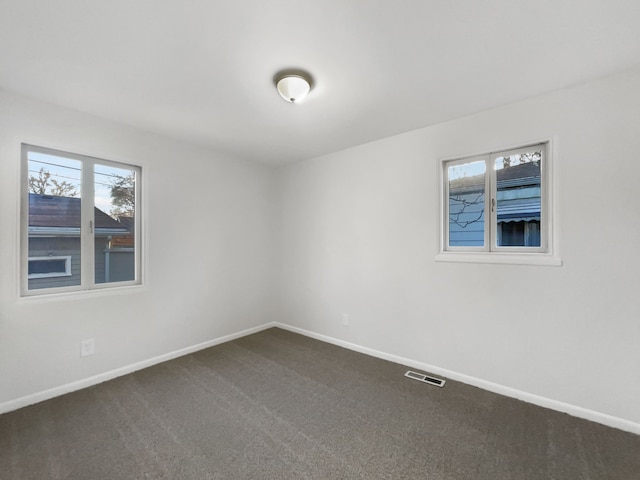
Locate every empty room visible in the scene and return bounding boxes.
[1,1,639,478]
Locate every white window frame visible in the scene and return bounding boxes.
[21,144,143,296]
[436,141,561,266]
[27,256,72,279]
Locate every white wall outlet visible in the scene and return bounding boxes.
[80,338,95,357]
[342,313,350,326]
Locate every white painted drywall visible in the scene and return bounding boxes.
[276,67,640,425]
[2,67,639,429]
[0,91,277,407]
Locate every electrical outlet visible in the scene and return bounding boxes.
[342,313,350,326]
[80,338,95,357]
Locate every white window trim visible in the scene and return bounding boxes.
[436,140,561,266]
[27,255,72,279]
[21,144,143,296]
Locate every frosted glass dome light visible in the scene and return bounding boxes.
[276,74,311,103]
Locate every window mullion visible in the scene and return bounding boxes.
[488,154,497,251]
[485,158,493,251]
[80,160,95,290]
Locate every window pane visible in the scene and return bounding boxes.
[27,153,81,290]
[495,151,541,247]
[448,160,486,247]
[29,258,67,275]
[94,164,136,284]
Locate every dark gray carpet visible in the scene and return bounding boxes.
[1,327,639,479]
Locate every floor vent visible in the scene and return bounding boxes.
[404,370,445,387]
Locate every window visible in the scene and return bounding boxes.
[28,256,72,279]
[439,142,559,265]
[21,144,141,295]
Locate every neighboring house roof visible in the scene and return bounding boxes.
[496,161,541,189]
[29,193,130,235]
[449,162,541,195]
[115,215,134,233]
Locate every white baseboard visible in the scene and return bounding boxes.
[273,323,640,436]
[3,320,639,436]
[0,322,277,415]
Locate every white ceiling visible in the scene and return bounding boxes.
[1,1,640,165]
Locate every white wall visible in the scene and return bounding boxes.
[0,91,277,408]
[276,67,640,426]
[2,67,639,430]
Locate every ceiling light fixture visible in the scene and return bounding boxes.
[275,71,312,103]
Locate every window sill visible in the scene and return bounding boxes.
[19,283,146,302]
[435,251,562,266]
